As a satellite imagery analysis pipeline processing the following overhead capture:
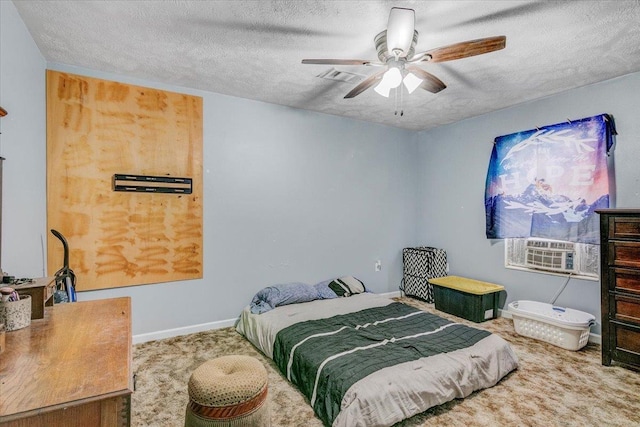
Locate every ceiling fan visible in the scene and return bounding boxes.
[302,7,506,100]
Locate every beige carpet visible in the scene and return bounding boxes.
[132,297,640,426]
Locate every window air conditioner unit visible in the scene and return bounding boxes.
[524,238,577,274]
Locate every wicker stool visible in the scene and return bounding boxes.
[185,355,270,427]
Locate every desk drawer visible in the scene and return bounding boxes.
[608,241,640,269]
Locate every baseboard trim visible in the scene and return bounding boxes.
[133,318,238,344]
[133,295,602,347]
[498,308,512,319]
[380,290,402,298]
[587,332,602,345]
[134,291,402,344]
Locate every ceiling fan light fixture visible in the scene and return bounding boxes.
[374,67,403,97]
[386,7,415,57]
[374,84,392,98]
[302,8,505,101]
[383,66,403,88]
[402,72,423,94]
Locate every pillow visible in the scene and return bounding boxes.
[250,282,319,314]
[314,280,339,299]
[328,276,366,297]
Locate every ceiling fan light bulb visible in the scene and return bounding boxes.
[384,67,403,88]
[403,72,423,94]
[374,83,392,98]
[374,67,402,97]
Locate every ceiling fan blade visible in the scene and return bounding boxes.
[386,7,415,57]
[405,66,447,93]
[420,36,506,63]
[302,59,373,66]
[344,69,387,99]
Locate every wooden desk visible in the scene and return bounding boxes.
[0,297,133,426]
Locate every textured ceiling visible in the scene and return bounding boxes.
[12,0,640,131]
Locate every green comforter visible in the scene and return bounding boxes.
[273,302,491,426]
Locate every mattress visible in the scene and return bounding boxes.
[236,293,518,427]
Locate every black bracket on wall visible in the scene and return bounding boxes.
[113,174,192,194]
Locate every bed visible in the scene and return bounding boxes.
[236,292,518,427]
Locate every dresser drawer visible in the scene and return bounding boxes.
[611,322,640,357]
[609,268,640,295]
[608,241,640,269]
[599,210,640,369]
[613,294,640,323]
[608,215,640,239]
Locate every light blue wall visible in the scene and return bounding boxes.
[5,0,640,338]
[0,1,48,277]
[45,64,419,335]
[416,72,640,334]
[2,1,419,336]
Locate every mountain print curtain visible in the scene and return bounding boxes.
[485,114,616,245]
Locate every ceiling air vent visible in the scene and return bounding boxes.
[316,68,364,84]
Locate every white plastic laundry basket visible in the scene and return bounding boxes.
[508,300,595,351]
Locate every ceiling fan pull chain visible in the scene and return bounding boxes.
[394,87,398,115]
[400,84,404,116]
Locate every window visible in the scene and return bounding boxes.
[504,238,599,281]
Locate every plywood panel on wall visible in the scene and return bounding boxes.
[46,71,203,291]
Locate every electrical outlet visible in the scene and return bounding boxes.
[375,260,382,272]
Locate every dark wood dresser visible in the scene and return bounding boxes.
[597,209,640,369]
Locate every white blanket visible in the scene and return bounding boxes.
[236,293,519,427]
